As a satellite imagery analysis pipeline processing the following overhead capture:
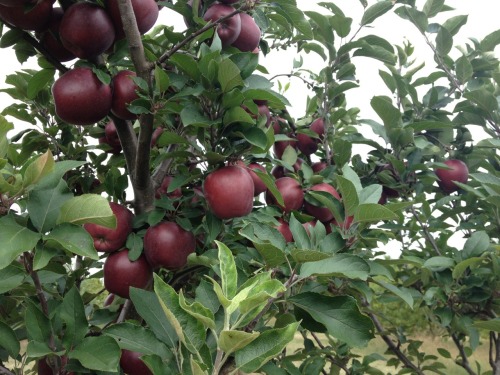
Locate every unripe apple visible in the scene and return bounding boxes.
[52,67,112,125]
[111,70,139,120]
[144,221,196,270]
[203,4,241,47]
[265,177,304,213]
[103,249,152,299]
[435,159,469,193]
[0,0,53,31]
[83,202,133,253]
[106,0,159,40]
[59,2,115,59]
[304,183,340,222]
[231,13,261,52]
[36,8,76,62]
[120,350,153,375]
[203,166,254,219]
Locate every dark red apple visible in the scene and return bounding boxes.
[304,183,340,222]
[232,13,260,52]
[271,159,302,179]
[203,4,241,47]
[83,202,133,253]
[120,350,153,375]
[0,0,53,31]
[312,161,328,173]
[203,166,254,219]
[103,293,116,307]
[52,67,112,125]
[435,159,469,193]
[331,215,354,231]
[273,135,297,159]
[111,70,139,120]
[155,175,182,200]
[236,161,267,196]
[100,120,122,154]
[265,177,304,213]
[143,221,196,270]
[59,2,115,59]
[103,249,152,299]
[38,356,72,375]
[296,118,325,156]
[275,218,293,243]
[107,0,159,40]
[36,7,76,62]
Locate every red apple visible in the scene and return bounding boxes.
[236,161,267,196]
[271,159,302,179]
[273,135,297,159]
[59,2,115,59]
[103,249,152,299]
[120,350,153,375]
[203,166,254,219]
[232,13,261,52]
[203,4,241,47]
[302,220,317,235]
[103,293,116,307]
[111,70,139,120]
[100,120,122,154]
[52,67,112,125]
[0,0,53,31]
[304,183,340,222]
[36,7,76,62]
[106,0,159,40]
[38,356,72,375]
[296,118,325,156]
[83,202,133,253]
[265,177,304,213]
[155,175,182,200]
[143,221,196,270]
[331,215,354,231]
[275,218,293,243]
[435,159,469,193]
[312,161,328,173]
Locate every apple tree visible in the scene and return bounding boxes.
[0,0,499,374]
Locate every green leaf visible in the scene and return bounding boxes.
[129,288,178,348]
[358,185,382,205]
[23,150,55,189]
[69,336,120,372]
[0,264,25,293]
[35,160,87,190]
[154,65,170,93]
[465,89,500,113]
[453,257,483,279]
[234,322,299,373]
[215,241,238,300]
[0,216,40,270]
[0,321,20,358]
[157,131,190,147]
[455,55,473,84]
[179,290,216,330]
[473,318,500,332]
[442,15,468,36]
[59,287,88,350]
[239,223,287,267]
[480,29,500,51]
[25,302,51,343]
[104,322,170,357]
[27,69,54,99]
[370,96,401,132]
[423,0,445,17]
[218,59,244,92]
[423,256,455,271]
[289,213,312,250]
[395,7,428,34]
[219,330,260,355]
[57,194,116,227]
[374,280,414,308]
[238,127,268,150]
[44,223,98,260]
[154,274,206,353]
[289,293,374,347]
[361,1,392,26]
[253,170,285,207]
[300,254,370,280]
[337,176,359,216]
[276,4,313,38]
[180,104,212,127]
[463,231,490,258]
[332,138,352,167]
[354,203,398,223]
[223,106,255,126]
[436,26,453,55]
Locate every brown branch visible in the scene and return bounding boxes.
[451,333,477,375]
[111,116,138,179]
[490,332,500,375]
[368,311,424,374]
[116,299,133,323]
[310,332,351,374]
[21,30,69,73]
[410,206,442,256]
[0,364,15,375]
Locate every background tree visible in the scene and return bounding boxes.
[0,0,499,374]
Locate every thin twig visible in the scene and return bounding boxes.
[451,333,477,375]
[0,364,15,375]
[21,31,69,73]
[410,206,442,256]
[116,299,133,323]
[310,332,351,374]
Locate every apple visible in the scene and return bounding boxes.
[52,67,112,125]
[59,2,115,59]
[312,161,328,173]
[331,215,354,231]
[296,118,325,156]
[143,221,196,269]
[37,356,73,375]
[106,0,159,40]
[273,135,297,159]
[203,4,241,47]
[236,161,267,196]
[302,220,317,235]
[83,202,133,252]
[203,166,254,219]
[271,159,302,179]
[100,120,122,154]
[304,183,341,222]
[103,293,116,307]
[184,0,203,27]
[265,177,304,213]
[155,175,182,200]
[232,13,261,52]
[275,218,293,243]
[120,350,153,375]
[270,116,287,134]
[104,249,152,299]
[0,0,33,7]
[36,7,76,62]
[0,0,53,31]
[111,70,139,120]
[435,159,469,193]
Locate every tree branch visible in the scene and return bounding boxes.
[21,32,69,73]
[490,332,500,375]
[451,333,477,375]
[410,206,442,256]
[0,364,15,375]
[111,116,138,179]
[310,332,350,374]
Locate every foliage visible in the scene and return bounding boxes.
[0,0,499,374]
